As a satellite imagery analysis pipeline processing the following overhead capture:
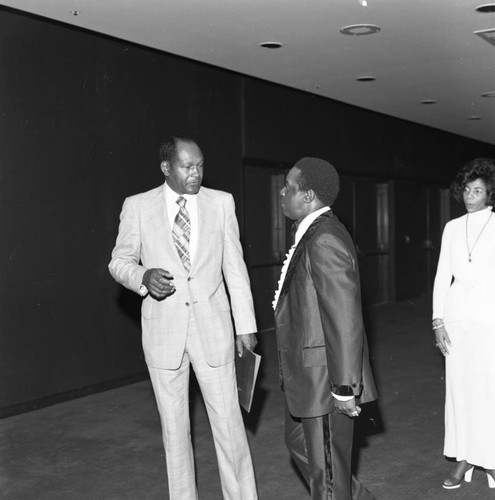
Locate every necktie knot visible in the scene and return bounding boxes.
[176,196,187,209]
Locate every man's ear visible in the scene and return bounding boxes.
[303,189,316,203]
[160,161,169,176]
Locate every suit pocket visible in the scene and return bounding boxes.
[302,346,326,367]
[142,299,159,319]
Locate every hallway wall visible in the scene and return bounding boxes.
[1,6,494,415]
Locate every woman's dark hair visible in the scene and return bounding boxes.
[450,158,495,206]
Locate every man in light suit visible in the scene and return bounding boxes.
[273,157,378,500]
[109,137,258,500]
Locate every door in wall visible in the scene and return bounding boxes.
[394,181,449,300]
[340,177,392,307]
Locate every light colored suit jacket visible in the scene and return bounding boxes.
[109,184,257,369]
[274,211,377,418]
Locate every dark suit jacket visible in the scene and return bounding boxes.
[274,211,377,419]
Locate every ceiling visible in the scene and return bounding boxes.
[2,0,495,145]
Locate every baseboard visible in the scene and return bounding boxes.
[0,372,149,420]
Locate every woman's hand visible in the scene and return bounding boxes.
[435,326,451,356]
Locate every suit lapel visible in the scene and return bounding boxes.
[193,189,216,270]
[148,185,183,270]
[278,211,330,304]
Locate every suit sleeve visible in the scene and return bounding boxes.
[221,194,257,335]
[310,233,364,397]
[108,197,147,293]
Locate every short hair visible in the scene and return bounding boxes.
[450,158,495,205]
[293,157,340,206]
[159,136,198,165]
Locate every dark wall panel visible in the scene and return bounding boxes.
[243,79,495,183]
[2,7,495,414]
[242,79,391,177]
[0,9,242,411]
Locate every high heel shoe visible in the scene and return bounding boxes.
[487,471,495,489]
[442,465,474,489]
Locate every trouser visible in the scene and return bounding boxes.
[148,317,257,500]
[285,405,375,500]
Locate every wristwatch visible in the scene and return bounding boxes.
[138,284,148,297]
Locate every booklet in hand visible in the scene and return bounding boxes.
[235,349,261,413]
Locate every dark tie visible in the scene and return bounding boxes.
[172,196,191,272]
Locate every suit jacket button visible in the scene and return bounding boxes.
[185,302,190,307]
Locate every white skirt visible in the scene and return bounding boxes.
[444,320,495,469]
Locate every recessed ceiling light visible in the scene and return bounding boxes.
[476,4,495,13]
[421,100,437,105]
[340,24,381,36]
[481,91,495,97]
[260,42,283,49]
[468,115,482,120]
[70,10,80,16]
[356,76,376,82]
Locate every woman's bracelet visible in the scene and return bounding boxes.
[432,323,444,330]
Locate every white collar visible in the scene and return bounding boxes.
[294,206,331,245]
[466,205,493,219]
[164,181,198,203]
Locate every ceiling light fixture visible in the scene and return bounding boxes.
[340,24,381,36]
[358,0,368,6]
[70,10,80,16]
[421,100,437,104]
[474,28,495,46]
[475,3,495,13]
[468,115,482,120]
[259,42,282,49]
[356,76,376,82]
[481,91,495,97]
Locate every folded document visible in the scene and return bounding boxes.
[235,349,261,413]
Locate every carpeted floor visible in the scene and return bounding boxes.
[1,295,493,499]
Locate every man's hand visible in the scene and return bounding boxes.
[236,333,258,357]
[142,268,175,300]
[334,397,361,419]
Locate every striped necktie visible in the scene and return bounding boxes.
[172,196,191,272]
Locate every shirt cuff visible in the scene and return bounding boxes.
[332,393,354,402]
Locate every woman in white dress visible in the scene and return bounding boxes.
[433,158,495,490]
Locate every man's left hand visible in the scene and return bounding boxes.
[236,333,258,357]
[334,398,361,419]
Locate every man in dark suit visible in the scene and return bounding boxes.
[272,157,378,500]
